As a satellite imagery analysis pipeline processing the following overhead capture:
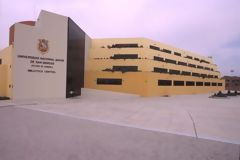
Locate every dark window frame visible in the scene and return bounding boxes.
[174,52,181,56]
[194,58,200,61]
[112,66,138,73]
[111,43,139,48]
[204,82,211,86]
[161,49,172,54]
[186,81,195,86]
[188,63,196,68]
[153,67,168,74]
[212,82,217,86]
[185,56,193,59]
[165,58,177,64]
[178,61,187,66]
[196,82,204,86]
[174,81,184,86]
[192,72,200,77]
[182,71,191,76]
[97,78,122,85]
[169,69,181,75]
[153,56,164,62]
[197,65,204,69]
[150,45,160,51]
[158,80,172,86]
[110,54,138,59]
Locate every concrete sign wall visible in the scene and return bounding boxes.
[12,11,68,99]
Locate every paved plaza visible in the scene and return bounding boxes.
[0,89,240,160]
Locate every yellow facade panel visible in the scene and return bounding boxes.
[0,65,8,97]
[0,46,13,98]
[85,38,224,97]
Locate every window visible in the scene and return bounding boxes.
[0,59,2,64]
[102,68,113,72]
[194,58,200,61]
[192,72,200,77]
[161,49,171,54]
[165,59,176,64]
[200,60,210,64]
[212,82,217,86]
[204,82,211,86]
[188,64,196,68]
[111,43,139,48]
[153,67,168,73]
[112,66,138,72]
[185,56,193,59]
[186,81,195,86]
[196,82,203,86]
[158,80,172,86]
[204,67,210,71]
[197,65,204,69]
[201,74,207,78]
[174,81,184,86]
[174,52,181,56]
[182,71,191,76]
[218,83,223,86]
[169,69,180,75]
[208,75,214,78]
[153,56,164,62]
[97,78,122,85]
[110,54,138,59]
[214,75,218,79]
[150,45,160,51]
[178,61,187,66]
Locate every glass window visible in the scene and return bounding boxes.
[204,82,211,86]
[174,81,184,86]
[186,81,195,86]
[150,45,160,51]
[153,67,168,73]
[111,43,139,48]
[182,71,191,76]
[169,69,180,75]
[97,78,122,85]
[178,61,187,66]
[196,82,203,86]
[158,80,172,86]
[110,54,138,59]
[174,52,181,56]
[153,56,164,62]
[112,66,138,72]
[165,59,176,64]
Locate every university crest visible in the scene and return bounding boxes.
[38,39,49,54]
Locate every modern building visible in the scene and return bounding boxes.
[0,10,224,99]
[85,38,224,96]
[222,76,240,91]
[0,10,90,100]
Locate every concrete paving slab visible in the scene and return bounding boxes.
[0,107,239,160]
[7,88,240,144]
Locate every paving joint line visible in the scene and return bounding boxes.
[187,111,198,139]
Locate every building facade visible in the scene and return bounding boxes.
[0,10,89,99]
[222,76,240,91]
[85,38,224,96]
[0,10,225,99]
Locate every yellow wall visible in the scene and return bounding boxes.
[85,38,224,96]
[85,71,224,97]
[0,65,8,96]
[0,46,13,98]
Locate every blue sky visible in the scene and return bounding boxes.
[0,0,239,76]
